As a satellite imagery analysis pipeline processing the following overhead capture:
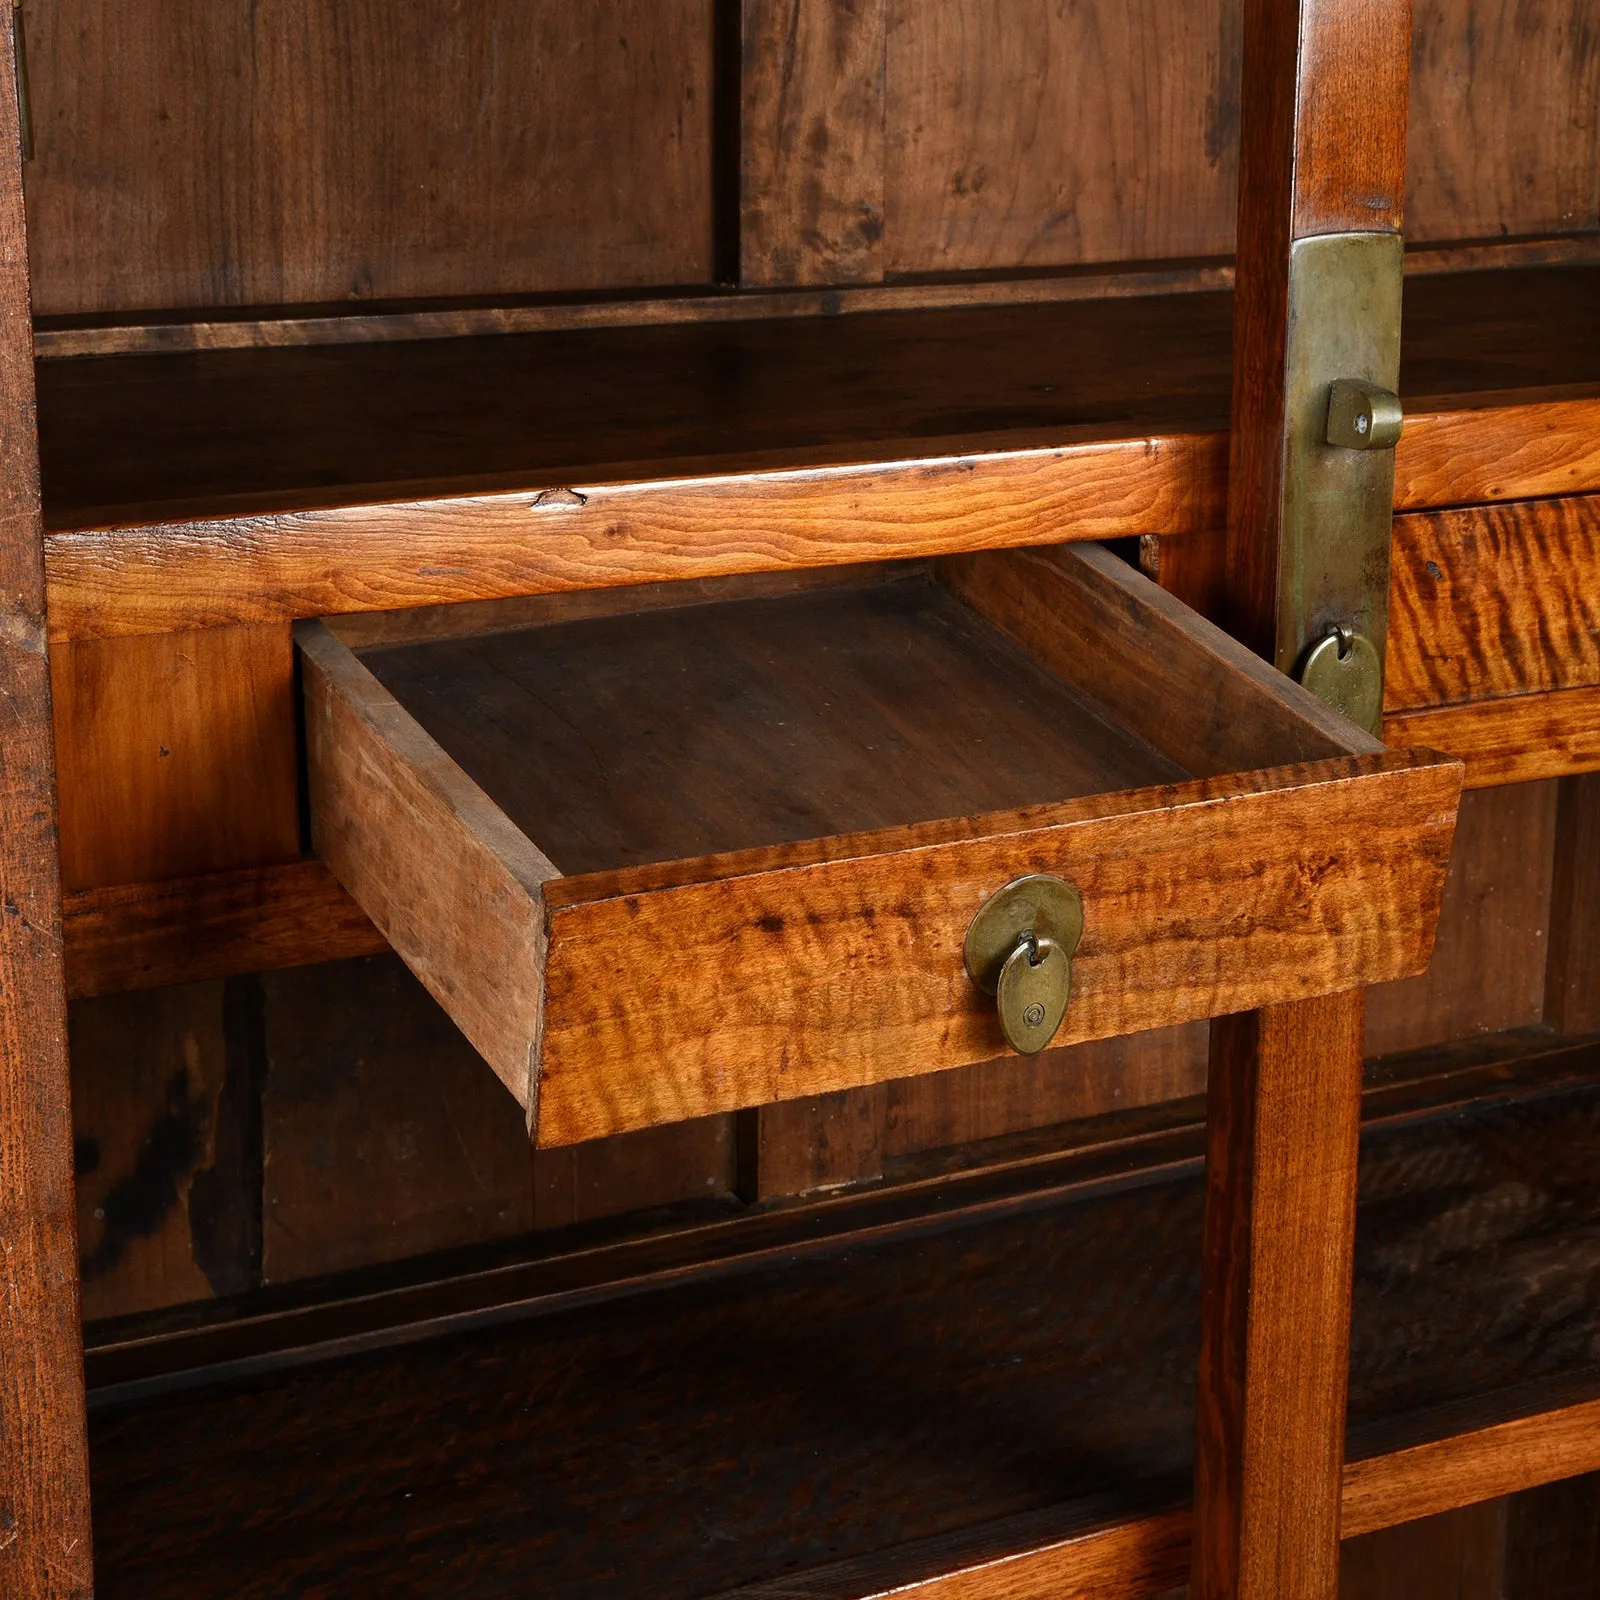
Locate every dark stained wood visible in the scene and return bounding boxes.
[1387,497,1600,712]
[82,1063,1600,1600]
[23,0,715,316]
[260,955,534,1283]
[534,1117,737,1232]
[1339,1501,1506,1600]
[738,1088,887,1202]
[1366,782,1559,1057]
[1546,774,1600,1037]
[741,0,886,287]
[69,980,248,1322]
[1502,1472,1600,1600]
[0,5,94,1592]
[62,860,385,1001]
[1383,687,1600,789]
[50,624,300,891]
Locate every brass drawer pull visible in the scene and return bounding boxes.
[964,874,1083,1055]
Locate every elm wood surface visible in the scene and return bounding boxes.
[1386,497,1600,712]
[304,552,1459,1142]
[1384,688,1600,789]
[1546,774,1600,1037]
[22,0,715,317]
[0,7,94,1595]
[61,860,384,1000]
[34,267,1600,642]
[49,623,300,891]
[84,1064,1600,1600]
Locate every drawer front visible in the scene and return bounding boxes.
[536,752,1459,1144]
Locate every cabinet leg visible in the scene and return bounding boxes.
[1192,990,1364,1600]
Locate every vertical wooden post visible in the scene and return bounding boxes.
[0,5,95,1596]
[1193,1,1412,1597]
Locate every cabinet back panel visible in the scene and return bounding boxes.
[22,0,715,316]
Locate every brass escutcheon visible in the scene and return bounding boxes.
[964,874,1083,1054]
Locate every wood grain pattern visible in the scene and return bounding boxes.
[1387,497,1600,712]
[1194,992,1365,1600]
[22,0,714,315]
[539,753,1458,1144]
[882,0,1239,274]
[741,0,886,286]
[534,1117,736,1231]
[1407,0,1600,245]
[297,620,555,1115]
[0,5,94,1592]
[1340,1502,1507,1600]
[69,980,244,1322]
[1383,687,1600,788]
[737,1088,886,1201]
[61,860,385,1001]
[1502,1472,1600,1600]
[1546,773,1600,1036]
[50,624,300,890]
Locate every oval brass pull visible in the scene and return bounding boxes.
[964,874,1083,1055]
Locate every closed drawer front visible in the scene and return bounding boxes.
[299,544,1463,1146]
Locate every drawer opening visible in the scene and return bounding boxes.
[297,545,1463,1147]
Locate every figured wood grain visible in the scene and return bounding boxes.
[1546,774,1600,1036]
[1194,992,1365,1600]
[940,544,1375,777]
[1383,687,1600,788]
[0,7,94,1593]
[1387,497,1600,711]
[50,624,300,890]
[61,860,385,1000]
[537,753,1459,1144]
[22,0,714,315]
[741,0,886,286]
[297,620,556,1114]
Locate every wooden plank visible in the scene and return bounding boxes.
[297,620,556,1116]
[1366,782,1559,1056]
[538,753,1459,1144]
[0,4,94,1591]
[1194,991,1365,1600]
[882,0,1240,275]
[741,0,886,286]
[1387,497,1600,712]
[1546,773,1600,1036]
[260,955,535,1283]
[41,432,1219,642]
[1503,1473,1600,1600]
[1383,687,1600,788]
[23,0,714,315]
[737,1088,887,1202]
[1340,1502,1507,1600]
[70,980,251,1323]
[1407,0,1600,247]
[534,1117,737,1230]
[50,623,300,890]
[61,860,385,1001]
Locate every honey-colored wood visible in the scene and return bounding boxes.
[1546,774,1600,1036]
[61,860,384,1001]
[0,6,94,1590]
[741,0,886,286]
[297,619,556,1115]
[50,624,300,890]
[1387,497,1600,712]
[1383,688,1600,789]
[23,0,715,316]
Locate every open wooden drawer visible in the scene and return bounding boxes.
[296,545,1464,1146]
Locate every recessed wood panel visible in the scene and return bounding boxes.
[50,624,300,891]
[22,0,714,315]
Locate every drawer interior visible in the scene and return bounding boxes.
[354,569,1189,874]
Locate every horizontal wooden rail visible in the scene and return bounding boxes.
[39,397,1600,642]
[1385,686,1600,788]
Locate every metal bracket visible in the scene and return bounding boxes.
[1278,232,1403,734]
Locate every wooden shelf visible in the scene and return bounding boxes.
[84,1035,1600,1600]
[298,549,1457,1144]
[36,264,1600,642]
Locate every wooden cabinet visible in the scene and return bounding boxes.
[0,3,1595,1599]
